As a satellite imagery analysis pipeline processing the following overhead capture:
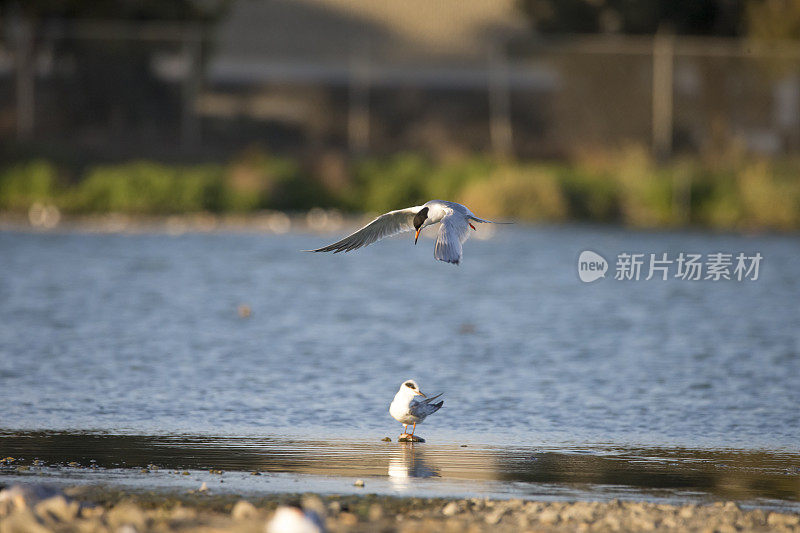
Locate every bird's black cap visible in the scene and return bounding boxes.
[413,207,429,230]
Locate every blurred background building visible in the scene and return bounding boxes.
[2,0,799,161]
[2,0,800,232]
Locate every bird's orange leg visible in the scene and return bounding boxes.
[411,423,416,435]
[402,424,408,435]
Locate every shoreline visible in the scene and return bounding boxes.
[0,210,351,236]
[0,210,788,238]
[2,484,800,532]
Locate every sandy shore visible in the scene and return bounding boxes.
[2,485,800,532]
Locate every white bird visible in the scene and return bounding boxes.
[309,200,507,264]
[389,379,444,438]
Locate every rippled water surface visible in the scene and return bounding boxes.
[0,226,799,501]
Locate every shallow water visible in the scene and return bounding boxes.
[0,225,799,502]
[1,432,799,511]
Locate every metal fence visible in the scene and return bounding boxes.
[2,20,800,160]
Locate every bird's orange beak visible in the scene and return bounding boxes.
[414,228,421,244]
[417,390,427,397]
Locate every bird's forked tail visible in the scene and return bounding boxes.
[469,216,513,224]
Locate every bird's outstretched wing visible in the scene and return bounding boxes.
[308,207,421,253]
[410,393,444,418]
[434,214,470,264]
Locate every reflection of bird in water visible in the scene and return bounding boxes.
[388,443,439,489]
[309,200,508,264]
[389,379,444,441]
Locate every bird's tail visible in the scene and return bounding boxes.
[424,393,444,412]
[424,393,443,403]
[469,216,513,224]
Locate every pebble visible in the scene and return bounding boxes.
[353,479,365,487]
[368,503,383,521]
[34,496,79,523]
[603,513,622,530]
[629,515,656,530]
[169,505,196,520]
[769,513,800,527]
[1,509,51,533]
[339,511,358,525]
[106,502,146,531]
[469,498,486,511]
[562,502,595,522]
[442,501,459,516]
[484,508,506,525]
[231,500,257,520]
[80,505,105,519]
[537,508,560,525]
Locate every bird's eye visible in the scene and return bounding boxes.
[405,382,415,388]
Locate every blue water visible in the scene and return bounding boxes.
[0,226,798,449]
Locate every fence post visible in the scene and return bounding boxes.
[348,53,370,156]
[489,47,513,159]
[652,31,674,159]
[180,24,203,150]
[672,164,691,225]
[14,15,35,142]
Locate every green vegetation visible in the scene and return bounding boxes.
[2,147,800,231]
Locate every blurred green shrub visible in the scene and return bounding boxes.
[352,154,431,213]
[0,160,59,210]
[736,161,800,230]
[575,146,673,227]
[459,164,568,221]
[224,148,325,211]
[69,162,224,213]
[1,148,800,232]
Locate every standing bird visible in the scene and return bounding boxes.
[308,200,507,264]
[389,379,444,440]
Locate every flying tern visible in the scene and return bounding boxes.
[389,379,444,439]
[309,200,507,264]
